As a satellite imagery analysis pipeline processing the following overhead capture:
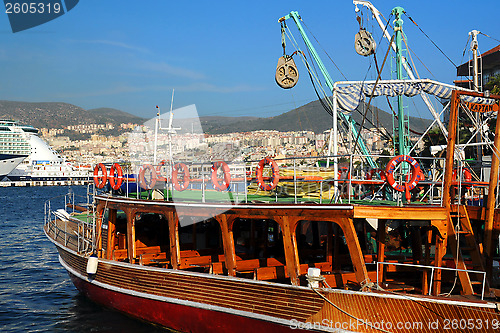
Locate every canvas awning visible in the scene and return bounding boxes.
[335,79,497,113]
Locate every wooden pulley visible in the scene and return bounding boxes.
[354,29,376,56]
[275,55,299,89]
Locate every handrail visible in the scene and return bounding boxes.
[376,261,487,300]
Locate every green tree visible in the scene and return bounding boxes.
[485,74,500,95]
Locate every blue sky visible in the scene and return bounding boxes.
[0,0,498,120]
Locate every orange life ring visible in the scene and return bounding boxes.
[108,163,123,190]
[93,163,107,189]
[211,161,231,191]
[139,164,157,190]
[172,163,190,191]
[385,155,422,192]
[156,159,168,181]
[256,157,280,191]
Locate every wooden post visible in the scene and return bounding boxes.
[433,232,446,296]
[106,209,117,260]
[377,219,386,284]
[484,100,500,278]
[168,210,180,269]
[422,228,432,295]
[218,214,237,277]
[340,217,370,287]
[278,216,300,286]
[326,223,333,266]
[126,208,136,263]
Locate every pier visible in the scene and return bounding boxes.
[0,179,90,187]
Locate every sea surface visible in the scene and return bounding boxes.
[0,186,167,332]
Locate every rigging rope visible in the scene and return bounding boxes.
[404,12,457,68]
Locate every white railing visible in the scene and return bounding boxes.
[376,261,487,300]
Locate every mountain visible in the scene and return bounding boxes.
[0,101,146,128]
[199,99,433,135]
[87,107,146,125]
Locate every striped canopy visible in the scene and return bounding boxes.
[335,80,496,112]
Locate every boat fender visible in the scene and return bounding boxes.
[108,163,123,191]
[139,164,157,190]
[256,157,280,191]
[211,161,231,191]
[385,155,422,192]
[172,163,190,191]
[93,163,107,189]
[86,254,98,275]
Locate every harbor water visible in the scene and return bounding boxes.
[0,186,167,332]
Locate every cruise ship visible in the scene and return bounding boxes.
[0,120,33,179]
[6,129,91,182]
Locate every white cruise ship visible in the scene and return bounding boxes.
[5,123,91,182]
[0,120,32,179]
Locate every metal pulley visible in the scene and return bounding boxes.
[355,29,376,56]
[275,55,299,89]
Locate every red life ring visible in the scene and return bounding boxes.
[172,163,190,191]
[256,157,280,191]
[156,159,168,181]
[366,168,386,181]
[139,164,157,190]
[385,155,422,192]
[211,161,231,191]
[93,163,107,189]
[108,163,123,190]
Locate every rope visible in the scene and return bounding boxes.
[310,287,393,333]
[351,33,395,159]
[479,32,500,44]
[404,12,457,68]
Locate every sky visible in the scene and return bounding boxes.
[0,0,498,121]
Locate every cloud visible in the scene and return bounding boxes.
[138,60,205,80]
[68,39,151,53]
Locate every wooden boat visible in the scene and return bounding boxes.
[45,90,500,332]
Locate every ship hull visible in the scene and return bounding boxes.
[49,232,500,333]
[0,154,27,178]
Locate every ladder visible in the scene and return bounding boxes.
[448,205,489,296]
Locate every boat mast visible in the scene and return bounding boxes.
[392,6,408,156]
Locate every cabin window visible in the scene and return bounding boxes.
[134,213,169,250]
[232,218,285,260]
[179,218,222,252]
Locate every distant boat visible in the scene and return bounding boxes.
[0,120,32,179]
[6,124,90,182]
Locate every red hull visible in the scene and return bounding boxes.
[68,271,301,333]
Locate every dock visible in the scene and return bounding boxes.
[0,179,90,187]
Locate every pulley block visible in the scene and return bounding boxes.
[354,29,376,56]
[275,55,299,89]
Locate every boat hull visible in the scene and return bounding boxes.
[51,237,500,333]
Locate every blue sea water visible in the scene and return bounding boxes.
[0,186,167,332]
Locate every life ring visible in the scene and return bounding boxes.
[93,163,107,189]
[139,164,157,190]
[211,161,231,191]
[172,163,190,191]
[156,159,168,181]
[256,157,280,191]
[108,163,123,191]
[366,168,386,181]
[385,155,422,192]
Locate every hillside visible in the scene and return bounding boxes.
[0,101,146,129]
[200,99,433,135]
